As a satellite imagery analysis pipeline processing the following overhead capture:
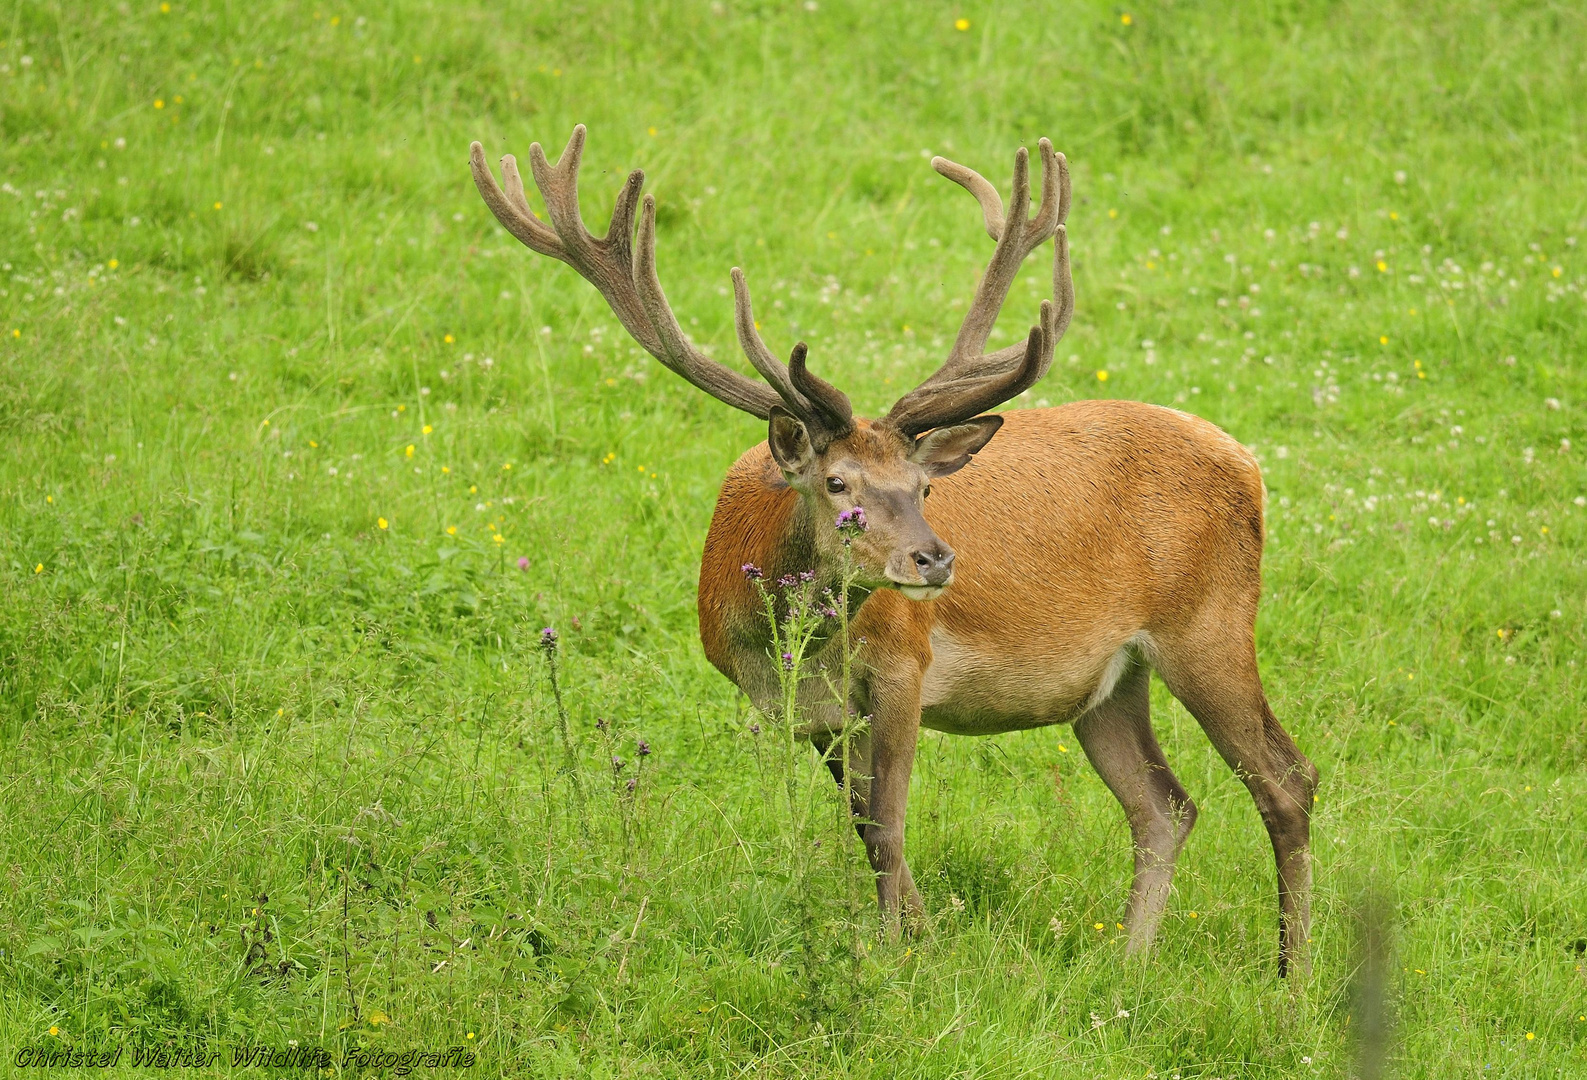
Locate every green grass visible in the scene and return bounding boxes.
[2,0,1585,1075]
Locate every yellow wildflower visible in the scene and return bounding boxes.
[422,424,433,435]
[377,517,388,530]
[1096,370,1109,382]
[405,444,415,458]
[954,17,969,30]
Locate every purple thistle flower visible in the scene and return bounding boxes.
[517,556,530,571]
[636,738,651,757]
[749,722,761,735]
[798,570,815,584]
[611,756,624,772]
[741,563,763,580]
[539,626,558,652]
[835,506,868,534]
[821,606,839,619]
[777,573,799,588]
[781,651,795,671]
[625,777,637,793]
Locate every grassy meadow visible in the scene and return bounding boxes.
[2,0,1586,1075]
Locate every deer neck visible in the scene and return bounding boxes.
[740,493,878,673]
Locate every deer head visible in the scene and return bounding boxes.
[469,126,1072,598]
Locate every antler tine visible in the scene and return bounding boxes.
[931,154,1005,242]
[886,324,1047,436]
[469,141,563,260]
[498,155,534,221]
[882,140,1075,436]
[529,124,603,259]
[788,342,854,437]
[475,126,791,423]
[730,268,814,414]
[1049,224,1075,350]
[945,145,1032,366]
[916,220,1074,395]
[1029,139,1069,239]
[632,196,786,417]
[606,168,646,271]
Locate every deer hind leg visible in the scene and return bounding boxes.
[1155,631,1318,977]
[1072,662,1197,957]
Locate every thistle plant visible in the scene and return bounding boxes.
[595,717,650,864]
[742,505,874,985]
[829,506,871,926]
[536,625,587,832]
[741,562,827,846]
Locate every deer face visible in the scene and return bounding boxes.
[768,411,1004,600]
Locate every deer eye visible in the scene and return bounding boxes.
[923,485,932,499]
[826,476,846,494]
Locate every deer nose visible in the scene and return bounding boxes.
[912,547,955,587]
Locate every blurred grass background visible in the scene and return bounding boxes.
[1,1,1584,1075]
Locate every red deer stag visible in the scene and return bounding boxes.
[470,127,1318,975]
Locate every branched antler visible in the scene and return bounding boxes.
[469,126,852,439]
[883,140,1074,437]
[472,127,1071,445]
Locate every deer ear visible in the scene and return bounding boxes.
[910,415,1003,478]
[767,406,817,473]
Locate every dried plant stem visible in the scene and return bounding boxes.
[540,639,588,836]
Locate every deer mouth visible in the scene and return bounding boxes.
[898,584,947,602]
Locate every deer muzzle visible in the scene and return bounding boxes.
[887,542,955,600]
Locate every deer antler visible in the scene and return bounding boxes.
[469,126,853,439]
[883,140,1074,437]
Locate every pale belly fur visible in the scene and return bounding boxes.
[918,626,1149,735]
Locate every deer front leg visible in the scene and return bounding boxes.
[862,667,926,937]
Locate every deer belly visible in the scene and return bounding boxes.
[918,629,1103,735]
